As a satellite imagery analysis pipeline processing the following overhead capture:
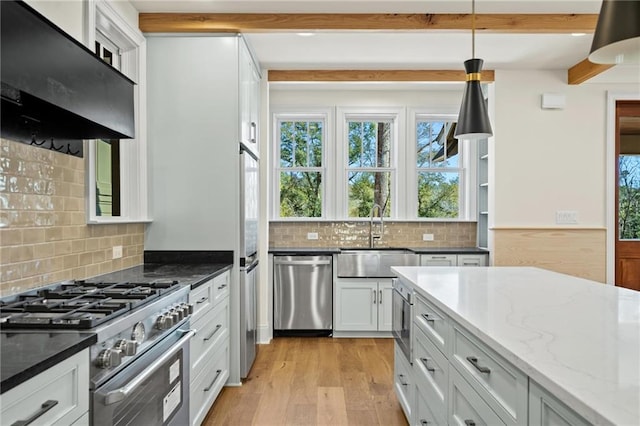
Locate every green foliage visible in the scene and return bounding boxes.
[619,156,640,239]
[280,172,322,217]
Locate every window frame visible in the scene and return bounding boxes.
[85,0,150,224]
[271,108,333,220]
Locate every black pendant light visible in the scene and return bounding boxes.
[455,0,493,141]
[589,0,640,64]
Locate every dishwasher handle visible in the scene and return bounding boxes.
[273,259,331,266]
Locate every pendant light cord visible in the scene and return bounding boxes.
[472,0,476,59]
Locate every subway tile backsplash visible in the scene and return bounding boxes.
[0,139,144,297]
[269,221,477,248]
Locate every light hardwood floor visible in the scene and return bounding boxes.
[202,337,408,426]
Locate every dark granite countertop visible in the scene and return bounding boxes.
[1,331,97,394]
[269,247,488,255]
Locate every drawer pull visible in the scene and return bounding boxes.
[466,356,491,374]
[217,283,227,290]
[420,357,436,373]
[204,324,222,341]
[11,399,58,426]
[196,296,209,304]
[398,374,408,387]
[204,369,223,392]
[421,313,439,323]
[420,421,430,425]
[464,420,476,426]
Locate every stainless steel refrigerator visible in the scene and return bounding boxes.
[239,143,259,378]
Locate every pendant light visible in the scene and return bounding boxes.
[454,0,493,141]
[589,0,640,64]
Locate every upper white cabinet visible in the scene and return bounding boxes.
[239,42,261,154]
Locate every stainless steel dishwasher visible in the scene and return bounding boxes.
[273,255,333,336]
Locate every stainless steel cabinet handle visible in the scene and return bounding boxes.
[465,420,476,426]
[204,324,222,341]
[196,296,209,304]
[204,369,223,392]
[250,122,257,143]
[421,313,439,323]
[373,289,377,304]
[420,357,436,373]
[431,256,447,259]
[466,356,491,374]
[11,400,58,426]
[398,374,408,386]
[102,330,196,405]
[217,284,227,290]
[378,289,382,304]
[273,260,332,266]
[420,421,430,426]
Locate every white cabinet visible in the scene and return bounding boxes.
[0,349,89,426]
[394,343,414,421]
[529,381,589,426]
[334,279,392,333]
[188,271,230,426]
[420,253,488,267]
[239,39,260,154]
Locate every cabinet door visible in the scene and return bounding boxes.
[421,254,457,266]
[457,254,488,267]
[529,380,589,426]
[334,280,378,331]
[378,280,394,331]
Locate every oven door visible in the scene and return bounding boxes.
[392,287,412,364]
[92,327,195,426]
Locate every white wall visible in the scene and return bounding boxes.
[493,70,638,228]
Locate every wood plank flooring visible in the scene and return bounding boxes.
[202,337,408,426]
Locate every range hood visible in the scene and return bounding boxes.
[0,0,135,157]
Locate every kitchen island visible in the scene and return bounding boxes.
[391,266,639,426]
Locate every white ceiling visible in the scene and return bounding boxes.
[130,0,640,85]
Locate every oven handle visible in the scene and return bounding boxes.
[101,329,196,406]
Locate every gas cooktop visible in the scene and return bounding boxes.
[0,279,180,329]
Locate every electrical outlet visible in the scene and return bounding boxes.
[556,210,578,224]
[112,245,123,259]
[423,233,435,241]
[307,232,319,240]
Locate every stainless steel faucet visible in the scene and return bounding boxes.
[369,203,385,248]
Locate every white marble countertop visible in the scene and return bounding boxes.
[391,266,640,426]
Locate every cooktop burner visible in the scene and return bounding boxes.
[0,279,180,330]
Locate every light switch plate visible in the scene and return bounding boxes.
[307,232,319,240]
[556,210,578,224]
[423,233,434,241]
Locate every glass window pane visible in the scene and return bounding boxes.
[348,171,391,218]
[418,172,459,218]
[417,120,458,168]
[348,121,392,168]
[96,139,120,216]
[280,121,294,167]
[280,121,323,168]
[619,155,640,240]
[280,171,322,217]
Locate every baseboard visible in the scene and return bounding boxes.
[332,330,394,338]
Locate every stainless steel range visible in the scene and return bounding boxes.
[0,279,195,426]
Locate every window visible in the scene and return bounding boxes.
[85,0,148,223]
[274,115,327,218]
[416,118,462,218]
[346,118,394,217]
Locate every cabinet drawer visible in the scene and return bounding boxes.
[414,294,449,356]
[190,280,214,323]
[0,349,89,426]
[211,271,230,307]
[529,380,589,426]
[414,326,448,425]
[415,382,443,426]
[420,254,457,266]
[191,300,229,377]
[451,325,527,425]
[457,254,488,267]
[190,342,230,426]
[449,368,505,426]
[394,343,414,421]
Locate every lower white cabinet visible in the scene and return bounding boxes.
[0,349,89,426]
[394,343,413,421]
[420,253,488,267]
[529,381,589,426]
[189,271,230,425]
[334,279,392,332]
[449,367,506,426]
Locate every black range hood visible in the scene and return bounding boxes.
[0,0,135,157]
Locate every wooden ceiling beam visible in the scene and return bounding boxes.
[139,13,598,33]
[268,69,495,82]
[567,59,615,85]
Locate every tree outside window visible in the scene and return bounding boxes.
[619,155,640,239]
[416,120,461,218]
[347,120,393,217]
[278,120,324,218]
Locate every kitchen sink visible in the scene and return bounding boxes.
[337,248,418,278]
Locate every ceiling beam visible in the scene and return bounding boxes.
[567,59,615,85]
[139,13,598,33]
[268,69,495,82]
